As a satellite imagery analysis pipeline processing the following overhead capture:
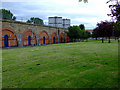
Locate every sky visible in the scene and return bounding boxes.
[1,0,112,29]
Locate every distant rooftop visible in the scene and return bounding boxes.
[86,29,93,31]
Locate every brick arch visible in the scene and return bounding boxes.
[51,32,58,44]
[59,32,65,43]
[22,29,37,46]
[39,31,49,45]
[66,34,70,42]
[1,27,18,47]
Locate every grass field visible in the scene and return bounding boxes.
[2,40,119,88]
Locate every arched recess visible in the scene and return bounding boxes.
[59,32,65,43]
[39,31,49,45]
[22,29,37,46]
[51,32,58,44]
[66,34,70,42]
[1,28,18,47]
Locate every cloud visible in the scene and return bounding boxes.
[1,0,111,29]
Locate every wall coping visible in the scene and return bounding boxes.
[1,19,68,30]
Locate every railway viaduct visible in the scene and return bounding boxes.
[0,20,70,48]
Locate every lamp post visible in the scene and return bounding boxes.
[58,28,59,43]
[64,30,66,43]
[31,20,34,46]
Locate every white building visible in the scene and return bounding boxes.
[48,16,71,28]
[48,16,63,28]
[63,19,70,28]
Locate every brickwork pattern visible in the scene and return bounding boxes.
[1,20,70,47]
[22,29,36,46]
[51,32,58,44]
[59,32,65,43]
[39,31,49,45]
[1,28,18,47]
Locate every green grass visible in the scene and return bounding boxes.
[2,40,119,88]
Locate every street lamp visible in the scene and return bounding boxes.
[58,28,59,43]
[31,21,34,46]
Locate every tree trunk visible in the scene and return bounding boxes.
[102,37,104,43]
[118,37,119,43]
[96,37,97,40]
[108,37,111,43]
[71,38,73,42]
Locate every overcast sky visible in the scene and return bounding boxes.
[1,0,112,29]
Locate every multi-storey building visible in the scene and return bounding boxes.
[48,16,70,28]
[48,16,63,28]
[62,19,70,28]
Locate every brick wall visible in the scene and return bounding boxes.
[1,28,18,47]
[51,32,58,44]
[59,32,65,43]
[39,31,49,45]
[1,20,70,48]
[22,29,36,46]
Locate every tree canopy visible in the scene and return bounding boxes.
[92,0,120,43]
[107,0,120,40]
[68,25,91,42]
[27,17,44,25]
[79,24,85,30]
[79,0,88,3]
[107,0,120,21]
[93,21,114,43]
[0,9,16,21]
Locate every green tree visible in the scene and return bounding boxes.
[79,24,85,30]
[79,0,88,3]
[0,9,16,21]
[68,25,91,42]
[81,30,91,41]
[68,26,80,41]
[27,17,44,25]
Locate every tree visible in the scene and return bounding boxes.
[27,17,44,25]
[107,0,120,21]
[97,22,106,43]
[114,21,120,38]
[95,21,113,43]
[92,28,99,40]
[79,0,88,3]
[0,9,16,21]
[107,0,120,41]
[79,24,85,30]
[68,25,91,42]
[68,26,81,41]
[104,22,113,43]
[83,31,91,41]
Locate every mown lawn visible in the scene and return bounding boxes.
[2,40,119,88]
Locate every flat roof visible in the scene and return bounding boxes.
[49,17,62,18]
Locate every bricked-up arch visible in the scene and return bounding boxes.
[1,28,18,47]
[39,31,49,45]
[65,33,70,42]
[22,29,37,46]
[66,35,70,42]
[59,32,65,43]
[51,32,58,44]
